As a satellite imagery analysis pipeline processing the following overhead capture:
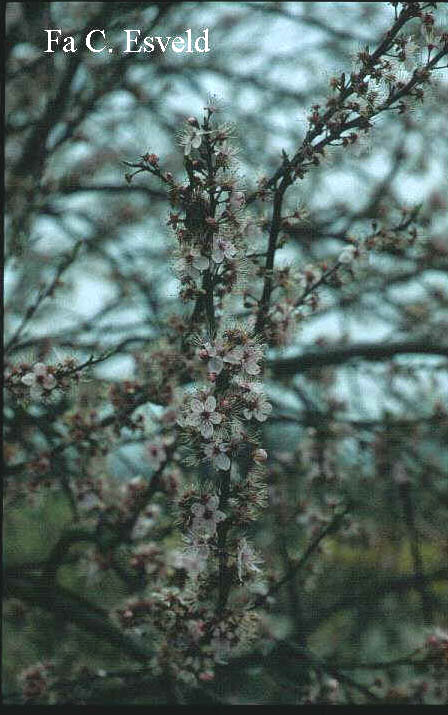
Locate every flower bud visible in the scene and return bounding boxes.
[253,448,268,463]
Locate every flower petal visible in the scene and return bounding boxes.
[201,422,214,439]
[215,453,231,470]
[209,357,224,374]
[21,373,36,386]
[191,399,204,413]
[204,396,216,411]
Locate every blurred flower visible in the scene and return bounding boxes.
[146,441,167,470]
[237,537,263,581]
[172,537,210,577]
[338,245,357,263]
[21,363,57,397]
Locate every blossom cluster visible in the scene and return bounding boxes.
[4,358,80,401]
[18,661,55,702]
[105,108,274,685]
[117,587,262,684]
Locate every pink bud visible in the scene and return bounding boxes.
[199,671,214,681]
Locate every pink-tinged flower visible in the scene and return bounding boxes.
[21,363,57,393]
[226,344,263,376]
[243,393,272,422]
[229,190,245,211]
[175,247,209,279]
[210,624,233,663]
[172,537,210,577]
[203,441,231,471]
[426,627,448,650]
[198,341,225,375]
[78,491,102,512]
[233,376,263,393]
[237,538,263,581]
[191,495,226,535]
[338,245,357,263]
[198,339,258,376]
[186,395,222,438]
[392,462,411,485]
[199,670,215,682]
[223,349,243,366]
[181,126,205,155]
[146,441,167,470]
[212,236,237,264]
[187,619,206,642]
[131,504,161,540]
[269,301,297,346]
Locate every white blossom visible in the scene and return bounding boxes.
[226,343,263,376]
[175,247,209,279]
[131,505,161,540]
[253,448,268,463]
[181,126,205,156]
[186,395,223,438]
[338,245,357,264]
[211,236,237,264]
[78,491,102,512]
[198,339,248,375]
[191,495,226,535]
[172,538,210,577]
[243,392,272,422]
[203,441,231,470]
[198,340,226,375]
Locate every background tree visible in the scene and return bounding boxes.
[4,1,448,705]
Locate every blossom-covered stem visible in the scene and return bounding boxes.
[249,3,433,199]
[186,112,218,336]
[216,466,232,615]
[254,7,446,336]
[203,111,218,337]
[381,41,448,109]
